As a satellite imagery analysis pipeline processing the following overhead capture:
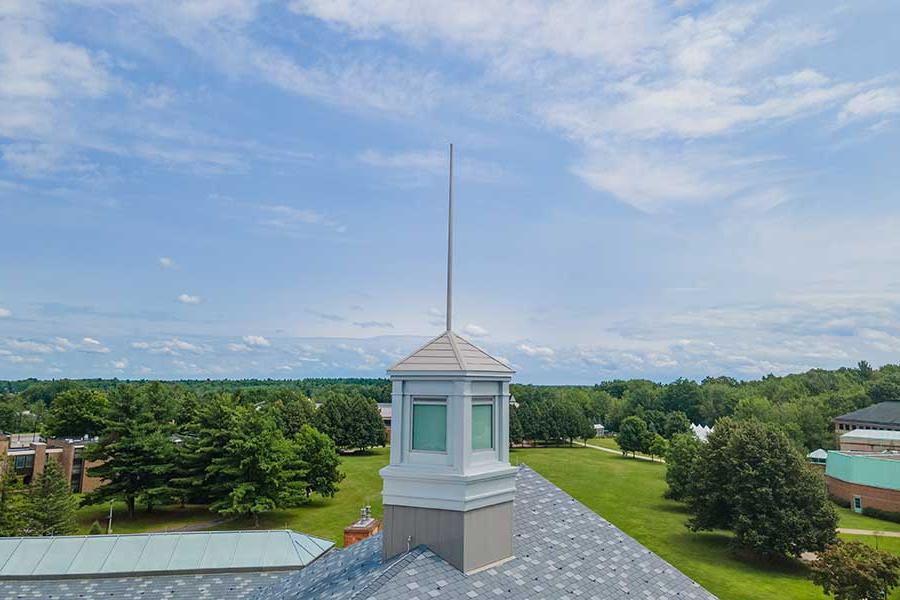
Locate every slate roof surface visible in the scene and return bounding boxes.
[0,571,286,600]
[258,465,717,600]
[388,331,513,374]
[835,402,900,425]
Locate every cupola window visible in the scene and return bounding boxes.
[472,400,494,450]
[412,398,448,452]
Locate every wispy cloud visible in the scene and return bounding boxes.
[177,293,202,305]
[353,320,394,329]
[158,256,175,269]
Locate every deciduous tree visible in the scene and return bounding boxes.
[43,388,108,438]
[617,416,649,457]
[811,541,900,600]
[685,418,837,557]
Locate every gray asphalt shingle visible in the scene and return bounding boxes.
[257,465,717,600]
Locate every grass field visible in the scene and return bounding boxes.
[76,444,900,599]
[511,446,900,600]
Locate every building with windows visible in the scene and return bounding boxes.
[826,450,900,513]
[833,402,900,434]
[0,434,102,492]
[839,428,900,453]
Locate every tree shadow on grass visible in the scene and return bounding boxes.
[671,529,810,577]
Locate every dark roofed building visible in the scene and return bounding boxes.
[833,402,900,434]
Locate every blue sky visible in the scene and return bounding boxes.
[1,0,900,383]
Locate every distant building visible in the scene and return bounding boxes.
[593,422,606,437]
[840,428,900,453]
[807,448,828,466]
[833,402,900,434]
[0,433,103,493]
[691,423,712,442]
[377,402,392,442]
[826,451,900,513]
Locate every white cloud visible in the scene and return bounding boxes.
[227,343,251,352]
[177,293,202,304]
[358,149,507,183]
[131,338,205,355]
[462,324,489,338]
[7,339,55,353]
[839,88,900,124]
[81,337,110,353]
[159,256,175,268]
[517,343,555,358]
[0,308,10,318]
[111,358,128,369]
[242,335,270,347]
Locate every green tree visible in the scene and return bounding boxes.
[868,374,900,404]
[509,405,524,445]
[662,378,703,423]
[205,404,302,524]
[27,460,78,536]
[665,432,703,501]
[856,360,874,381]
[269,389,316,438]
[85,385,177,517]
[662,411,692,439]
[648,433,669,461]
[685,418,838,557]
[617,416,649,457]
[291,425,344,498]
[43,388,108,438]
[811,541,900,600]
[0,464,28,536]
[314,390,386,452]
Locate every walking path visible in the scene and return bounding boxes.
[837,527,900,538]
[585,442,665,463]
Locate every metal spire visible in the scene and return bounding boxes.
[446,143,454,332]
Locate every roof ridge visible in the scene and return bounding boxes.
[348,547,427,599]
[446,331,468,370]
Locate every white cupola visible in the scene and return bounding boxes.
[379,145,517,573]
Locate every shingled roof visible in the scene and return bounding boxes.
[835,402,900,426]
[388,331,513,375]
[256,466,717,600]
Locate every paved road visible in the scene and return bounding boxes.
[838,527,900,538]
[585,442,665,463]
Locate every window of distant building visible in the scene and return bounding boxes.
[71,447,84,493]
[412,398,447,452]
[13,454,34,483]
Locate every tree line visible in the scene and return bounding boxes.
[1,381,387,524]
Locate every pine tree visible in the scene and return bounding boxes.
[88,520,103,535]
[0,463,28,536]
[203,399,299,525]
[85,385,176,517]
[27,460,78,536]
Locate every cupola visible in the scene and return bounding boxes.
[379,145,517,573]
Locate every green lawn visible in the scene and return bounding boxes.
[75,445,900,600]
[511,446,900,600]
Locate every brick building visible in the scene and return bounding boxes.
[0,434,103,493]
[825,450,900,513]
